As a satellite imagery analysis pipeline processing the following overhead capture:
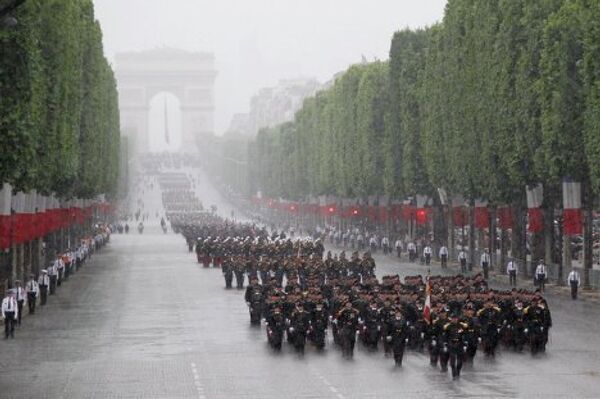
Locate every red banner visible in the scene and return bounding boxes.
[474,207,489,229]
[401,205,414,221]
[528,208,544,233]
[367,206,378,222]
[564,208,583,235]
[390,205,402,220]
[453,207,467,227]
[378,206,389,223]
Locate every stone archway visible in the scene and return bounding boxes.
[115,48,217,155]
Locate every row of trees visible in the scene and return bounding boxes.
[211,0,600,285]
[0,0,121,199]
[250,0,600,203]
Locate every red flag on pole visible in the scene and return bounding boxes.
[497,206,514,230]
[526,184,544,233]
[563,181,582,235]
[423,276,432,324]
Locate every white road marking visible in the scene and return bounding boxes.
[313,371,346,399]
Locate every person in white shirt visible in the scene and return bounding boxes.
[439,245,449,268]
[38,270,50,306]
[457,249,468,273]
[56,256,65,286]
[14,281,26,325]
[394,239,403,258]
[357,234,364,251]
[567,268,581,300]
[48,260,58,295]
[423,244,432,266]
[506,259,518,287]
[26,274,39,314]
[535,261,547,292]
[369,236,378,253]
[480,249,491,279]
[2,289,18,339]
[407,242,417,262]
[381,236,390,255]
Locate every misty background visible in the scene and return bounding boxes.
[93,0,446,142]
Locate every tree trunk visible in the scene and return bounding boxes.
[433,201,446,259]
[448,205,455,262]
[489,207,496,271]
[544,206,554,268]
[468,201,475,271]
[512,201,527,277]
[500,227,508,272]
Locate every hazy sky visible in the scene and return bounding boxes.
[93,0,447,135]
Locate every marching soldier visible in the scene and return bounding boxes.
[387,308,409,366]
[443,313,469,379]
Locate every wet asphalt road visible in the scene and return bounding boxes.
[1,172,600,398]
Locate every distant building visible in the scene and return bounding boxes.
[226,78,321,137]
[115,47,217,154]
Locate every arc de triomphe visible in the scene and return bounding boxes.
[115,48,217,154]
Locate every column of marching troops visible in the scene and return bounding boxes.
[163,187,553,380]
[1,227,112,340]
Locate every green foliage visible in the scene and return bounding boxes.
[236,0,600,201]
[0,0,120,198]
